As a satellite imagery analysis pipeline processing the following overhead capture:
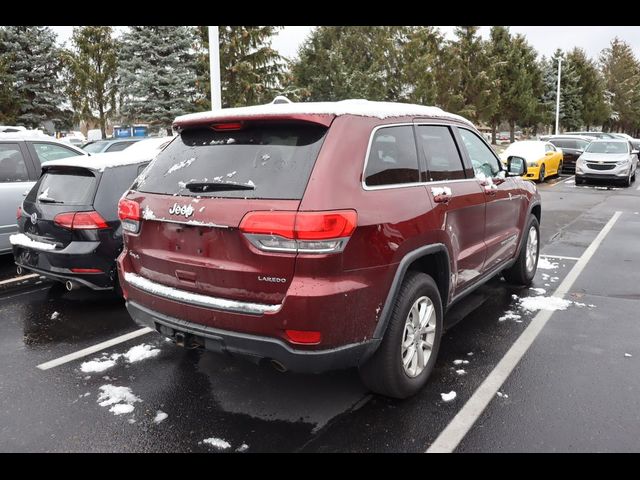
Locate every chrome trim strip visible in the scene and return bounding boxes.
[124,272,281,315]
[148,217,229,229]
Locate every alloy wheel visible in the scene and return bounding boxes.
[525,225,538,273]
[401,296,436,378]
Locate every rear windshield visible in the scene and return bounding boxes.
[34,168,97,205]
[134,122,328,199]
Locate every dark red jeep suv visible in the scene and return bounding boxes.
[117,100,540,398]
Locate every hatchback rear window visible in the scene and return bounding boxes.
[34,168,97,205]
[134,122,328,199]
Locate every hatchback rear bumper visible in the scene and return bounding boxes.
[12,240,116,290]
[126,300,380,373]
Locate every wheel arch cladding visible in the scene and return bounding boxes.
[372,244,450,340]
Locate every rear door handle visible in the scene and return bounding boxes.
[431,186,452,204]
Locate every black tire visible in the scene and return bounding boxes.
[622,171,632,188]
[556,161,563,177]
[503,215,540,286]
[538,164,546,183]
[359,271,443,399]
[575,176,585,185]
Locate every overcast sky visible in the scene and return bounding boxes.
[50,26,640,61]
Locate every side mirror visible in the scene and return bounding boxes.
[507,156,527,176]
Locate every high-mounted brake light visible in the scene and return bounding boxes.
[118,199,141,234]
[210,122,243,131]
[54,211,109,230]
[239,210,357,254]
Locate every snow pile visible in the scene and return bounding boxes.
[499,311,522,322]
[441,391,457,402]
[80,343,160,374]
[43,151,153,172]
[123,344,160,363]
[456,369,466,375]
[496,391,509,398]
[453,359,469,365]
[537,258,559,270]
[236,444,249,453]
[81,359,117,373]
[431,186,452,197]
[501,141,546,163]
[154,411,168,424]
[529,288,546,295]
[517,296,572,312]
[202,437,231,450]
[10,233,56,251]
[97,385,141,415]
[50,311,60,320]
[174,99,474,127]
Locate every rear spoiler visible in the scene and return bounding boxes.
[173,113,336,131]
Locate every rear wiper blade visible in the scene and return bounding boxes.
[185,181,255,192]
[38,197,63,204]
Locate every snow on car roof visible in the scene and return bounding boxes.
[41,150,155,173]
[501,141,548,161]
[173,99,474,127]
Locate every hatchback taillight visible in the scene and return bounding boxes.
[239,210,357,254]
[118,199,141,234]
[54,211,109,230]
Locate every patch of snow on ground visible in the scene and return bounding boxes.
[517,295,572,312]
[202,437,231,450]
[81,359,116,373]
[496,392,509,398]
[499,311,522,322]
[456,369,466,375]
[537,257,559,270]
[467,352,473,356]
[50,311,59,320]
[236,444,249,452]
[625,353,633,358]
[123,344,160,363]
[441,391,457,402]
[453,359,469,365]
[97,385,141,415]
[154,411,168,424]
[529,288,546,295]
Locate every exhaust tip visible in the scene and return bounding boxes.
[16,266,23,275]
[270,359,288,373]
[65,280,75,291]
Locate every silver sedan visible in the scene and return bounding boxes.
[575,140,638,187]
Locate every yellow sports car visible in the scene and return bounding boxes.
[500,141,563,182]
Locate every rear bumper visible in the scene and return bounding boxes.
[12,239,116,290]
[126,300,380,373]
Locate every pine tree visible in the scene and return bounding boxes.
[0,26,64,129]
[290,26,409,102]
[600,38,640,133]
[567,48,610,131]
[401,27,448,106]
[62,26,119,139]
[487,26,511,143]
[118,26,198,135]
[448,26,498,124]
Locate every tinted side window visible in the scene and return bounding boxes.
[105,141,134,153]
[459,129,501,178]
[551,139,574,149]
[416,125,465,181]
[32,142,82,164]
[545,144,555,152]
[365,126,419,187]
[0,143,29,182]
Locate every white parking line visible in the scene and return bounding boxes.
[36,327,153,371]
[539,254,580,261]
[636,185,640,191]
[0,273,39,286]
[427,211,622,453]
[549,175,575,187]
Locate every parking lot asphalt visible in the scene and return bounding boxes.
[1,173,639,452]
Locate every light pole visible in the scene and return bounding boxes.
[555,57,562,135]
[208,26,222,110]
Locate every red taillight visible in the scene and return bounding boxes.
[285,330,322,345]
[54,211,108,230]
[118,199,140,221]
[239,210,357,254]
[70,268,102,273]
[16,206,22,219]
[210,122,243,131]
